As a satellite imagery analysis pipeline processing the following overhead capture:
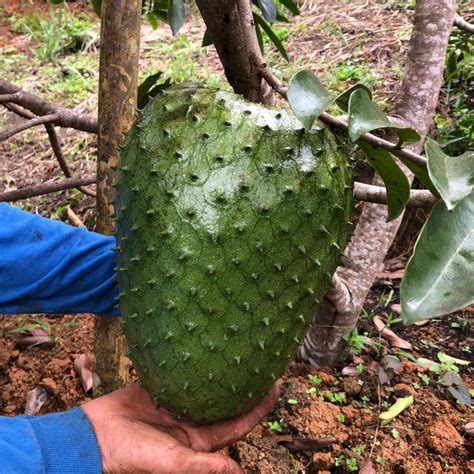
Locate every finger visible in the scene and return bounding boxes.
[181,452,243,474]
[145,443,243,474]
[196,383,280,451]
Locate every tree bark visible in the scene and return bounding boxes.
[195,0,274,104]
[299,0,456,366]
[94,0,141,396]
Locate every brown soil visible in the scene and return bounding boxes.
[1,301,472,473]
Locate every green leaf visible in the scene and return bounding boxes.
[137,72,172,110]
[9,323,44,334]
[425,138,474,210]
[288,71,335,130]
[257,0,277,23]
[146,11,158,29]
[167,0,185,36]
[401,192,474,324]
[437,352,470,366]
[90,0,101,16]
[253,13,289,61]
[359,143,410,221]
[379,395,413,425]
[254,20,265,55]
[397,155,440,198]
[348,89,420,145]
[335,84,372,113]
[276,13,289,22]
[278,0,300,15]
[202,29,213,47]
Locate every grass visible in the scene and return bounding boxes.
[8,4,98,62]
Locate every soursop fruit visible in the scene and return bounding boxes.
[115,84,352,424]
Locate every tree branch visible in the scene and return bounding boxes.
[195,0,274,104]
[454,14,474,34]
[0,175,96,202]
[299,0,456,367]
[257,70,427,168]
[4,102,96,198]
[45,123,96,197]
[0,113,60,141]
[319,112,427,167]
[354,182,436,208]
[0,79,98,133]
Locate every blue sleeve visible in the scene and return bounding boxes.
[0,203,120,316]
[0,407,102,474]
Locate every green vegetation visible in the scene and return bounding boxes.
[433,29,473,155]
[9,4,98,62]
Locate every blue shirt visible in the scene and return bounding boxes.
[0,203,120,473]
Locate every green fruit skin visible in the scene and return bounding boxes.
[115,84,353,424]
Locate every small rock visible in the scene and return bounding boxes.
[316,372,336,384]
[312,452,333,470]
[423,417,463,456]
[41,377,58,393]
[343,377,362,397]
[4,405,16,415]
[393,383,417,398]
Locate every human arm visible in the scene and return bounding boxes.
[0,385,278,474]
[0,408,101,474]
[0,203,119,316]
[81,383,279,473]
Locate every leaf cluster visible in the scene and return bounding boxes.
[287,71,474,326]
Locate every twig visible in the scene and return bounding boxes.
[44,124,96,197]
[0,79,98,133]
[354,182,436,208]
[319,112,427,167]
[67,206,86,227]
[258,73,428,168]
[0,113,59,141]
[0,93,21,103]
[3,102,96,198]
[454,14,474,34]
[0,175,96,202]
[258,63,288,99]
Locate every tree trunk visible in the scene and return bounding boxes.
[94,0,141,396]
[195,0,274,104]
[299,0,456,366]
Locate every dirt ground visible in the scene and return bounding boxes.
[1,294,472,473]
[0,1,473,473]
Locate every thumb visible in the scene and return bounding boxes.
[183,451,243,474]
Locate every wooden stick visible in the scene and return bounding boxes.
[354,182,436,208]
[0,175,96,202]
[0,113,59,141]
[0,79,98,133]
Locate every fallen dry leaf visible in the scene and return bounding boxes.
[74,354,94,393]
[15,328,55,349]
[391,303,402,315]
[414,319,430,326]
[378,269,405,280]
[271,435,337,452]
[352,354,365,365]
[359,458,376,474]
[465,422,474,436]
[24,386,49,415]
[342,365,359,376]
[373,316,413,350]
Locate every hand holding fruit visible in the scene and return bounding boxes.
[81,383,279,473]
